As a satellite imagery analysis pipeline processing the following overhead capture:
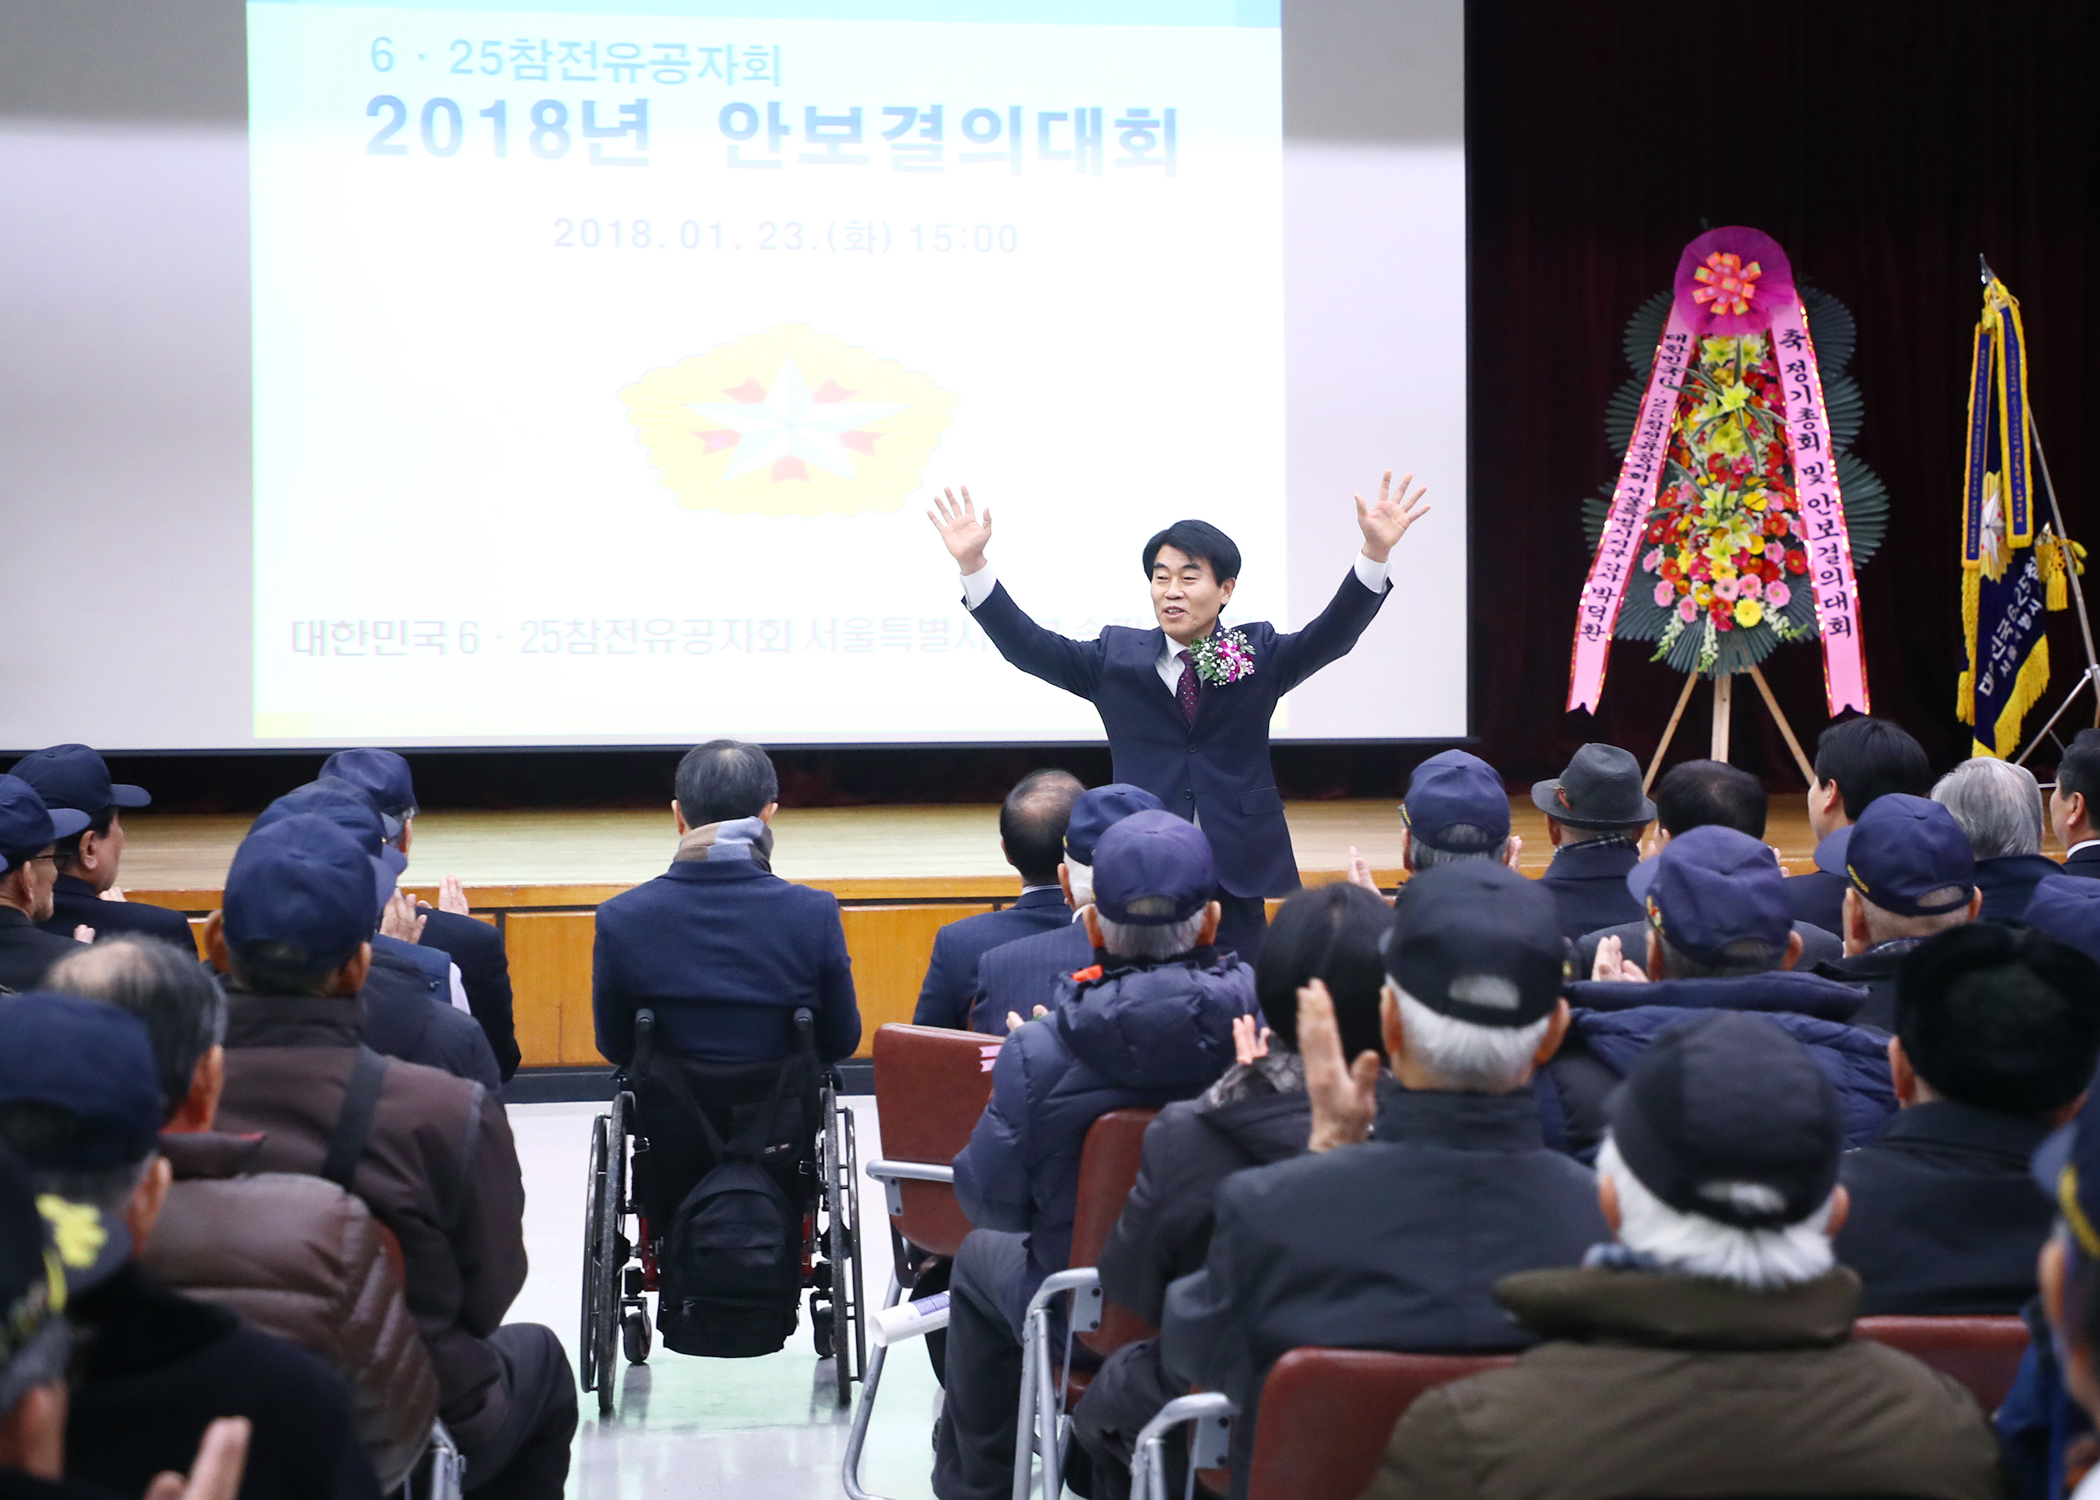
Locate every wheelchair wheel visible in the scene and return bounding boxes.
[584,1095,628,1415]
[810,1286,835,1360]
[621,1306,652,1365]
[578,1112,610,1397]
[822,1085,861,1408]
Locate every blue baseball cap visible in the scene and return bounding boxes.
[253,781,406,910]
[319,749,417,831]
[8,745,150,815]
[1382,862,1566,1026]
[224,815,382,975]
[1631,824,1790,968]
[0,775,92,864]
[1091,809,1216,926]
[1402,750,1510,853]
[1813,793,1976,918]
[1064,784,1165,867]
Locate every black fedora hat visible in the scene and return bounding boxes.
[1530,743,1656,831]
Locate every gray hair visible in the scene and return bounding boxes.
[1095,908,1208,961]
[49,936,228,1123]
[1933,757,2046,859]
[1407,828,1512,872]
[1654,931,1782,980]
[1392,987,1551,1093]
[1597,1135,1836,1289]
[1858,890,1974,945]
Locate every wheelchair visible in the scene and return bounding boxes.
[578,1007,866,1415]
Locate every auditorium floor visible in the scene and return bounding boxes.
[508,1097,940,1500]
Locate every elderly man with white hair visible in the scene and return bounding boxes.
[1362,1010,2007,1500]
[1158,862,1605,1500]
[1934,754,2063,922]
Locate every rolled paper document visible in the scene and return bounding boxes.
[869,1291,950,1347]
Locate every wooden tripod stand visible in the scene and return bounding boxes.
[1642,664,1817,794]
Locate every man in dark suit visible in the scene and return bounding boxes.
[2050,728,2100,878]
[1531,743,1652,941]
[1837,922,2100,1315]
[0,776,91,992]
[929,473,1430,962]
[9,744,195,950]
[1789,716,1934,933]
[911,770,1081,1029]
[965,784,1163,1034]
[320,748,521,1080]
[594,739,861,1066]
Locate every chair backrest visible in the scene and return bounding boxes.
[1244,1347,1516,1500]
[1854,1314,2029,1413]
[1068,1107,1160,1356]
[872,1023,1001,1257]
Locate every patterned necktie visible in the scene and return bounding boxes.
[1176,649,1198,723]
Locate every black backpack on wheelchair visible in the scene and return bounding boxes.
[630,1011,822,1359]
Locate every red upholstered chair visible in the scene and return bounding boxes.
[1855,1314,2029,1413]
[1069,1108,1162,1360]
[843,1023,1001,1500]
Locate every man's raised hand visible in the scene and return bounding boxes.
[928,486,993,573]
[1299,979,1379,1153]
[1354,471,1431,564]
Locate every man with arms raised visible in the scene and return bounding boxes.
[931,473,1428,960]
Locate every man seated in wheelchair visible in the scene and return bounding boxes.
[934,810,1256,1500]
[592,738,862,1357]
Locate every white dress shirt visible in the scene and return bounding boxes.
[2072,839,2100,859]
[961,550,1392,695]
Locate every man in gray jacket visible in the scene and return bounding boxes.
[1366,1011,2006,1500]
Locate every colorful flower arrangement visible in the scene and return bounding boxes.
[1582,286,1887,679]
[1191,626,1256,687]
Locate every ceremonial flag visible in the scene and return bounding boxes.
[1957,274,2077,758]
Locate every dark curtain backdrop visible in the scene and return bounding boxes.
[108,0,2100,813]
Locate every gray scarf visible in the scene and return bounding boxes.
[673,816,775,872]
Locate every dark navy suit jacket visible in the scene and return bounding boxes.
[1537,840,1642,941]
[2065,845,2100,880]
[968,921,1096,1035]
[969,572,1389,897]
[40,875,195,950]
[592,859,862,1066]
[912,886,1071,1030]
[1975,854,2066,923]
[1786,868,1852,936]
[419,907,520,1081]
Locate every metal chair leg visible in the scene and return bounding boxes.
[1011,1269,1103,1500]
[839,1271,904,1500]
[1127,1394,1235,1500]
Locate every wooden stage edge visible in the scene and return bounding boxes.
[110,798,1849,1069]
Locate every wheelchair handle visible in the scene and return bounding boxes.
[633,1008,657,1080]
[793,1006,815,1053]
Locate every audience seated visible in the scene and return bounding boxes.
[2052,728,2100,878]
[933,810,1254,1500]
[1070,882,1392,1499]
[48,938,440,1492]
[1161,862,1606,1500]
[965,784,1163,1035]
[1561,825,1893,1154]
[1347,748,1518,893]
[0,778,90,994]
[7,746,193,952]
[593,739,860,1066]
[1935,756,2062,922]
[1364,1011,2008,1500]
[0,992,377,1500]
[2033,1084,2100,1500]
[1790,715,1935,933]
[1805,793,1981,1031]
[1836,922,2100,1315]
[243,783,500,1090]
[1576,757,1840,974]
[204,815,575,1500]
[913,769,1083,1029]
[0,1134,253,1500]
[1530,743,1652,939]
[321,749,522,1081]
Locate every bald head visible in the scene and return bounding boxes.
[1001,770,1085,886]
[47,937,227,1125]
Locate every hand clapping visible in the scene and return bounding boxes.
[1298,979,1380,1153]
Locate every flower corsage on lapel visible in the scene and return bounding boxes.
[1190,626,1256,687]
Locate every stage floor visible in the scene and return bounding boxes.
[118,794,1835,907]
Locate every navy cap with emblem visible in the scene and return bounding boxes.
[225,814,384,974]
[1380,862,1567,1027]
[0,774,92,862]
[1612,1010,1843,1230]
[1630,823,1790,968]
[319,748,418,830]
[254,781,408,909]
[1813,792,1976,918]
[7,744,151,816]
[1091,808,1216,926]
[1403,750,1510,853]
[1064,784,1165,868]
[0,1139,78,1377]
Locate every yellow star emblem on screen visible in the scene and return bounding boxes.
[622,323,957,518]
